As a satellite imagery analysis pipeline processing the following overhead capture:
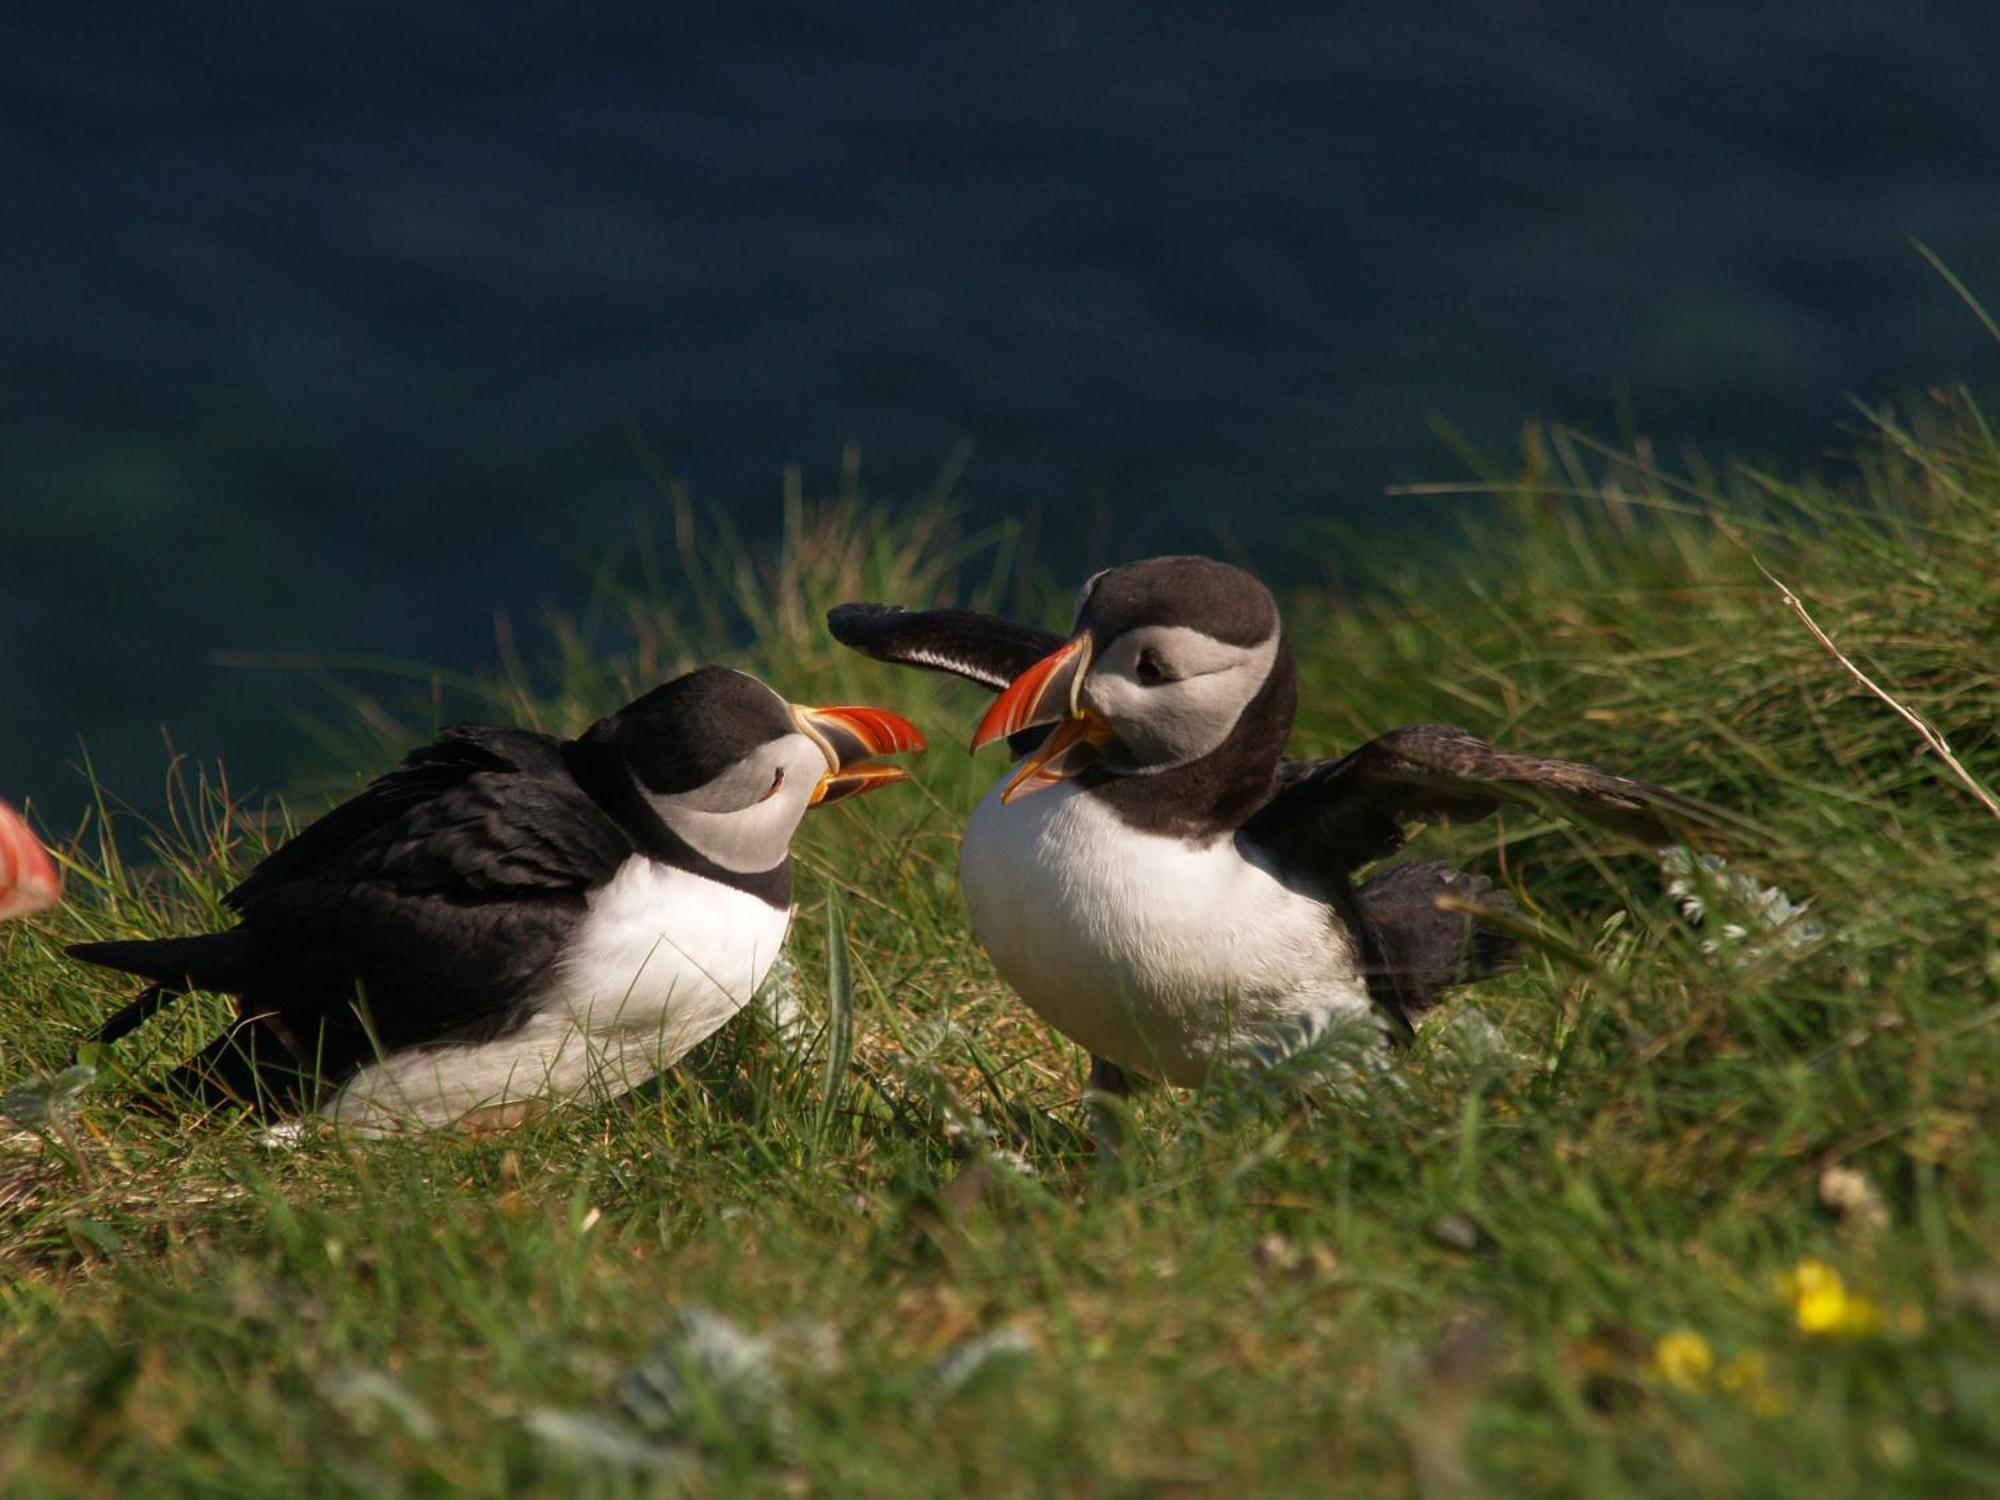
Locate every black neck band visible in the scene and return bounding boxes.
[1084,635,1297,841]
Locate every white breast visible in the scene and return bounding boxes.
[960,778,1372,1086]
[325,859,791,1131]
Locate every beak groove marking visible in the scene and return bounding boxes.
[971,638,1113,805]
[971,636,1091,752]
[791,704,927,808]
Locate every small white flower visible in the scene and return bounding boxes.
[1660,847,1824,962]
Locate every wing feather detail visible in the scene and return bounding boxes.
[826,603,1065,694]
[1247,722,1759,877]
[74,724,637,1080]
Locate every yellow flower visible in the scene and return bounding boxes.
[1654,1328,1715,1391]
[1781,1257,1879,1337]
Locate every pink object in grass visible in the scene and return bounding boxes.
[0,800,60,921]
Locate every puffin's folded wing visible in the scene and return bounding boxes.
[827,603,1065,693]
[224,725,586,913]
[218,733,634,1052]
[73,726,637,1099]
[253,738,634,918]
[1247,722,1758,877]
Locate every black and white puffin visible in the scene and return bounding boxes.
[830,556,1746,1091]
[69,667,924,1129]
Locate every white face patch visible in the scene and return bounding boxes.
[1080,625,1280,772]
[645,731,828,871]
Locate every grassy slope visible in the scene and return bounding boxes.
[2,405,1997,1498]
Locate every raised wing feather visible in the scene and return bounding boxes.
[1246,722,1759,879]
[826,603,1065,693]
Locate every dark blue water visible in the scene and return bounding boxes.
[5,2,1998,825]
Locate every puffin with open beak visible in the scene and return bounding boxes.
[70,667,924,1128]
[830,556,1750,1093]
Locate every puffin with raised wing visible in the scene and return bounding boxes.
[830,557,1746,1091]
[70,667,924,1129]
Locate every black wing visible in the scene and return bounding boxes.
[222,725,617,911]
[73,724,635,1107]
[1245,722,1759,880]
[227,724,634,1026]
[826,603,1064,693]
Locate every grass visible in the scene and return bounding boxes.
[3,398,1998,1498]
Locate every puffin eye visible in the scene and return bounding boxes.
[1134,648,1176,686]
[757,767,785,802]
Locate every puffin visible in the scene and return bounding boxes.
[829,556,1747,1092]
[69,667,924,1129]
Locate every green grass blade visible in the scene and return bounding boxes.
[814,888,855,1146]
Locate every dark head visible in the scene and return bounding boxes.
[972,557,1295,817]
[576,666,925,874]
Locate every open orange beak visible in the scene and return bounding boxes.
[0,801,60,922]
[791,704,927,806]
[970,637,1114,804]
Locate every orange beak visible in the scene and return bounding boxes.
[971,636,1092,751]
[0,801,60,922]
[790,704,928,806]
[970,637,1114,804]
